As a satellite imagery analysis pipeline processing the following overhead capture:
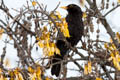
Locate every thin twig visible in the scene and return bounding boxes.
[104,4,120,17]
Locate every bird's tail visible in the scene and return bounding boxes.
[51,55,63,77]
[51,62,61,77]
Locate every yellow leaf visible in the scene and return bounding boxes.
[9,71,14,78]
[38,41,44,48]
[36,67,41,80]
[49,21,52,26]
[32,1,37,6]
[104,43,108,49]
[57,18,70,38]
[36,37,40,41]
[36,67,41,76]
[17,73,24,80]
[50,11,62,19]
[108,56,113,61]
[84,61,92,75]
[50,13,57,19]
[116,32,120,38]
[117,55,120,62]
[43,47,48,56]
[110,51,120,70]
[14,68,20,75]
[110,38,113,43]
[83,12,87,18]
[115,50,119,55]
[29,73,36,80]
[111,43,116,50]
[0,75,4,80]
[56,11,61,19]
[46,41,50,48]
[49,42,55,47]
[63,28,70,37]
[108,52,114,61]
[50,47,55,53]
[84,64,88,75]
[43,26,48,32]
[48,50,54,56]
[28,67,34,73]
[0,28,4,39]
[0,28,4,33]
[88,61,92,73]
[0,68,2,73]
[4,58,10,67]
[116,32,120,43]
[96,77,102,80]
[108,46,113,51]
[46,77,52,80]
[118,0,120,3]
[55,48,60,55]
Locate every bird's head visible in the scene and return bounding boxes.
[61,4,83,15]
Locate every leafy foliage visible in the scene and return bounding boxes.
[0,0,120,80]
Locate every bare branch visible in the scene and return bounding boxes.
[104,4,120,17]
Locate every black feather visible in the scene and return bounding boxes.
[51,4,84,77]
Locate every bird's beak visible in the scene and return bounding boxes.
[60,6,68,10]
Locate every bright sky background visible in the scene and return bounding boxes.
[0,0,120,78]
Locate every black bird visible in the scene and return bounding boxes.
[51,4,84,77]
